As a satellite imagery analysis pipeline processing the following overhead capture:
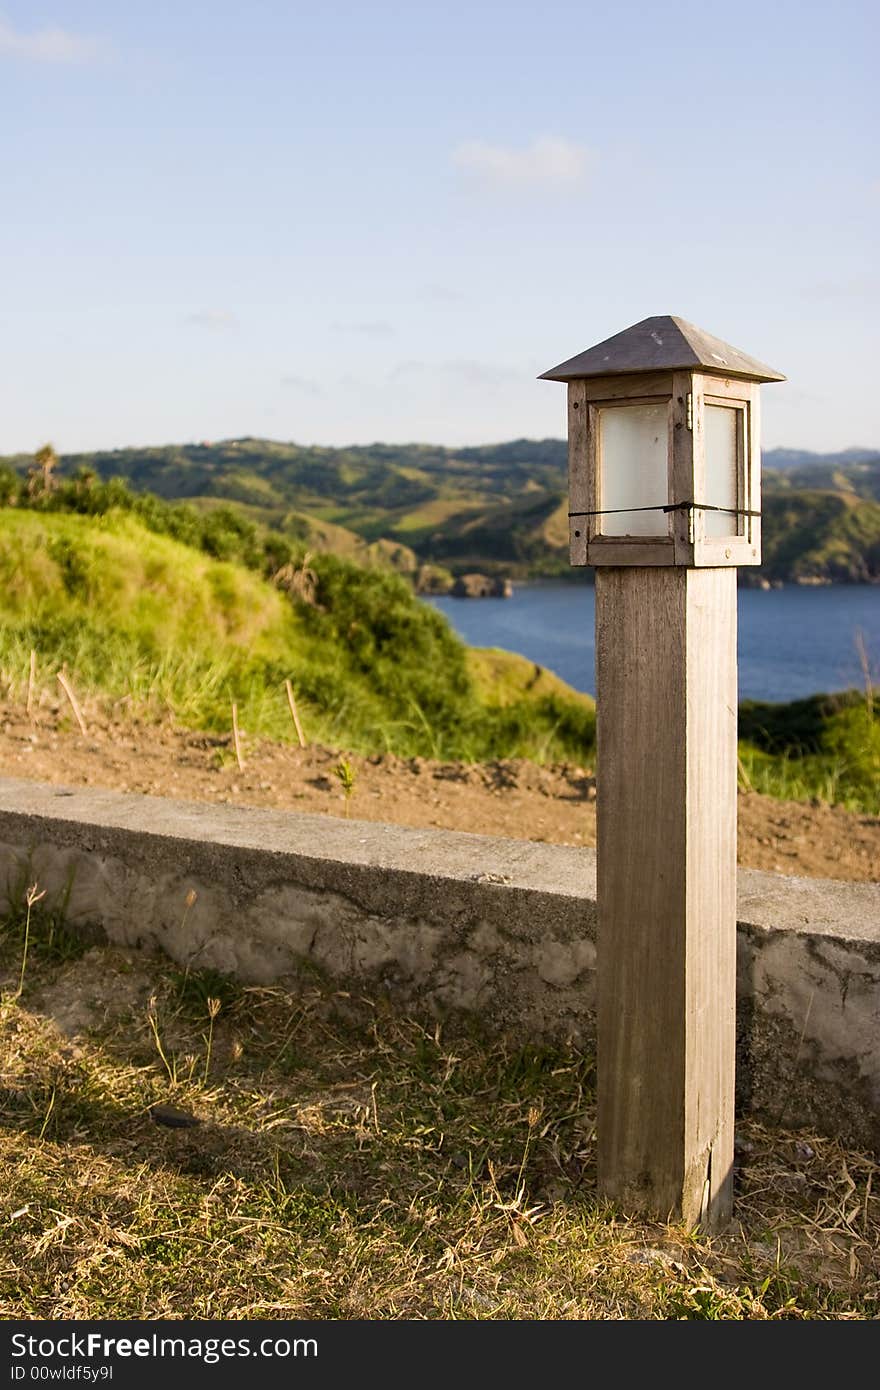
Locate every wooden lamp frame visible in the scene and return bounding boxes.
[567,370,762,570]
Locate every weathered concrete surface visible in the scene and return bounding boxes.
[735,869,880,1149]
[0,777,878,1150]
[0,778,598,1041]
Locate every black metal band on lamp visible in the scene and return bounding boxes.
[568,502,762,519]
[568,501,763,537]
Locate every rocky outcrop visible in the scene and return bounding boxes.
[414,564,454,595]
[451,573,513,598]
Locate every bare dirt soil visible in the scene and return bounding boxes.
[1,698,877,882]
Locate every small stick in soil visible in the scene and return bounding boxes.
[284,679,306,748]
[231,702,245,771]
[56,671,87,737]
[26,649,36,720]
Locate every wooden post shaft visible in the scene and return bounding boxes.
[595,566,737,1230]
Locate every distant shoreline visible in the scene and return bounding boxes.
[423,581,880,705]
[431,570,880,594]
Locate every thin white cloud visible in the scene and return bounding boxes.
[185,309,239,332]
[802,276,879,300]
[452,136,591,189]
[332,320,394,337]
[418,284,465,304]
[391,359,523,390]
[280,374,322,396]
[0,18,103,63]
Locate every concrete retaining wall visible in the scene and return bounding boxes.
[1,776,878,1151]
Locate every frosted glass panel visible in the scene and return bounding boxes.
[704,405,741,538]
[598,404,668,537]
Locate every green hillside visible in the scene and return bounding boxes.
[0,439,570,580]
[0,508,297,666]
[760,490,880,583]
[3,436,879,584]
[0,504,595,765]
[763,448,880,499]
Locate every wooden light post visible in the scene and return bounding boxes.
[540,316,785,1230]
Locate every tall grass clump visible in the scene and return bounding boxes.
[738,690,880,814]
[0,882,89,991]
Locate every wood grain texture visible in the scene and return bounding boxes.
[684,566,737,1228]
[595,567,737,1228]
[692,376,761,568]
[671,371,695,565]
[749,388,762,564]
[583,371,673,401]
[586,538,675,566]
[567,381,589,566]
[586,403,600,553]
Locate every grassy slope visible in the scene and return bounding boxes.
[0,507,595,765]
[188,495,420,574]
[760,490,880,583]
[764,451,880,502]
[0,509,294,660]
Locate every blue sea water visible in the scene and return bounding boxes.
[423,583,880,704]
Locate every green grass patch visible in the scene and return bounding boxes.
[390,498,485,534]
[738,690,880,813]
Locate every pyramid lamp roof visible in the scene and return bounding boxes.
[539,315,786,383]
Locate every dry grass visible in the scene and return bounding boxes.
[1,903,878,1321]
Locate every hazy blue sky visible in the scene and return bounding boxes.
[2,0,877,454]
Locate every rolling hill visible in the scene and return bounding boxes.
[2,437,879,584]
